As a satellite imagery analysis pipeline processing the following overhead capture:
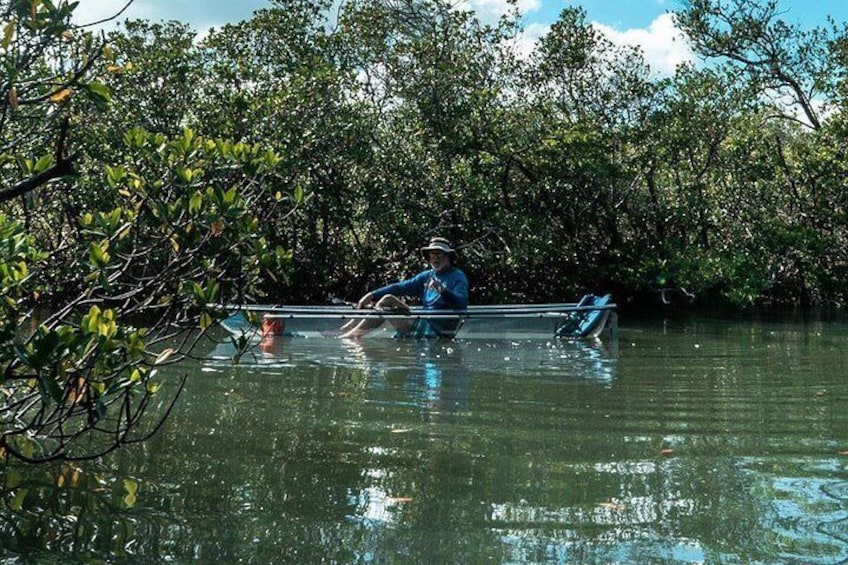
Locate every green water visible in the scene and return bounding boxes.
[2,318,847,563]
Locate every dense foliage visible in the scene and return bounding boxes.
[0,0,289,461]
[172,0,848,309]
[2,0,848,460]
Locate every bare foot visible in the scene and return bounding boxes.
[339,318,383,339]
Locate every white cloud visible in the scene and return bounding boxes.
[511,21,548,60]
[506,12,693,71]
[72,1,693,77]
[593,13,693,75]
[460,0,541,23]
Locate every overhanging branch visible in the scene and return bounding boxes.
[0,117,76,203]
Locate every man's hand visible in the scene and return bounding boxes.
[427,278,444,293]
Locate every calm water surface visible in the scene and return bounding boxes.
[2,318,847,563]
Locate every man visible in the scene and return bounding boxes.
[340,236,469,339]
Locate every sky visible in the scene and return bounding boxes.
[74,0,848,75]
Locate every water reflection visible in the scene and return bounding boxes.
[206,335,617,426]
[4,321,848,563]
[207,333,617,383]
[337,340,471,415]
[202,334,619,542]
[743,458,848,564]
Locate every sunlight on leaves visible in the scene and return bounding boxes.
[122,478,139,508]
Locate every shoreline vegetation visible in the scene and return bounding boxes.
[2,0,847,461]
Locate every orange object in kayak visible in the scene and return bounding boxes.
[261,317,285,336]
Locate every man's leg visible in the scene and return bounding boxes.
[339,295,410,339]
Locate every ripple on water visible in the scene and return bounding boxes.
[737,457,848,564]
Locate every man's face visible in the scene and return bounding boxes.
[428,250,449,272]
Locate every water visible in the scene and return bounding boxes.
[1,318,847,563]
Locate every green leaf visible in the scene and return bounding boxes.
[104,164,126,187]
[263,149,281,168]
[193,281,207,302]
[123,478,139,496]
[109,208,121,230]
[176,167,193,184]
[83,305,102,333]
[18,157,33,174]
[189,190,203,213]
[223,186,237,206]
[38,374,64,404]
[33,154,53,173]
[9,488,28,511]
[88,241,110,267]
[83,82,111,109]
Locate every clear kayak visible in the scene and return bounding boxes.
[217,294,616,341]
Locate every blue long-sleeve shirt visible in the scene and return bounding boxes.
[371,267,469,309]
